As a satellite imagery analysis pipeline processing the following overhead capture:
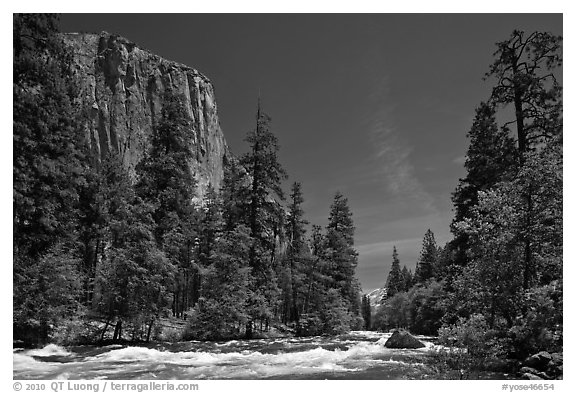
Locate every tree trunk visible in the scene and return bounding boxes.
[146,319,154,342]
[245,321,253,339]
[113,319,123,342]
[511,60,527,154]
[100,319,110,343]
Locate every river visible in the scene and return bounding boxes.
[12,331,497,380]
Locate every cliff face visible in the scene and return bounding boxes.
[63,32,229,200]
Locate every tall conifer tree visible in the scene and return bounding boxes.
[386,246,403,297]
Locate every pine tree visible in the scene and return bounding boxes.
[239,101,287,336]
[449,102,518,267]
[13,13,87,259]
[401,265,413,292]
[197,185,223,266]
[220,158,250,231]
[385,246,403,297]
[94,156,173,341]
[185,225,253,340]
[136,90,198,318]
[136,90,196,243]
[13,13,89,343]
[325,191,361,316]
[415,229,438,283]
[280,182,310,325]
[452,102,518,225]
[486,30,562,154]
[301,225,327,318]
[361,294,372,330]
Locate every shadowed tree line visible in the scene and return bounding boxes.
[13,14,363,345]
[369,29,562,365]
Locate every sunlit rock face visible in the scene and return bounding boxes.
[63,32,229,200]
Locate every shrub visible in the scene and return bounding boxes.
[435,314,510,372]
[508,280,562,358]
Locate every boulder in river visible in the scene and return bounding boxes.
[384,330,425,349]
[523,351,553,370]
[520,367,551,380]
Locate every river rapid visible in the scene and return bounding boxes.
[13,331,456,380]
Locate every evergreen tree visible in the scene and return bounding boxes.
[220,158,250,231]
[415,229,438,283]
[240,101,287,260]
[452,102,518,226]
[401,265,413,292]
[94,156,173,342]
[301,225,328,319]
[279,182,309,325]
[136,90,198,318]
[449,102,518,266]
[136,90,196,243]
[486,30,562,154]
[197,185,222,266]
[325,191,362,318]
[454,135,562,326]
[13,13,87,259]
[185,225,253,340]
[385,246,403,297]
[440,31,563,359]
[361,294,372,330]
[13,13,89,343]
[239,101,287,336]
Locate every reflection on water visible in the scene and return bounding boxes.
[13,331,443,380]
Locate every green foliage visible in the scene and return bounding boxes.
[401,265,413,291]
[13,16,366,342]
[373,292,409,331]
[320,289,353,335]
[297,313,324,336]
[452,102,518,226]
[436,314,509,371]
[220,159,250,230]
[373,279,447,335]
[278,182,310,325]
[235,104,288,332]
[13,244,85,343]
[13,14,90,343]
[136,89,199,319]
[136,90,197,243]
[361,294,371,330]
[439,30,563,367]
[185,225,253,340]
[486,30,562,153]
[325,192,361,314]
[508,280,563,358]
[13,13,87,258]
[415,229,438,283]
[385,246,403,297]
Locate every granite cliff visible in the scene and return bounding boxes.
[63,32,229,200]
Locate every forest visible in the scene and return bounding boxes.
[371,29,562,370]
[13,14,562,375]
[13,14,363,345]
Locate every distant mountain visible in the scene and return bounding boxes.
[365,287,387,309]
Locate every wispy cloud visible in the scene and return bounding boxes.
[365,88,437,214]
[453,155,466,166]
[356,237,421,258]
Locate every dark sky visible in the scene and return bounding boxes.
[60,14,562,292]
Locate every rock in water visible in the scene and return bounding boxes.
[384,330,425,349]
[523,351,553,370]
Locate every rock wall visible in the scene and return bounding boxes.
[63,32,229,200]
